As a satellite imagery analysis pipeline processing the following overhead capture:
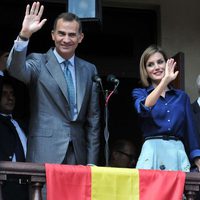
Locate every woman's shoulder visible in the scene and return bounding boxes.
[173,88,190,100]
[173,88,187,95]
[132,87,149,98]
[132,87,146,93]
[132,85,153,93]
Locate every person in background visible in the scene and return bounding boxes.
[109,139,137,168]
[0,49,30,120]
[0,77,29,200]
[131,44,200,172]
[191,75,200,171]
[191,74,200,138]
[0,50,9,76]
[7,2,100,166]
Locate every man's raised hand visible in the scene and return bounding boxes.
[20,2,47,39]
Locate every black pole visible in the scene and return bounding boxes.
[104,90,110,166]
[92,74,119,166]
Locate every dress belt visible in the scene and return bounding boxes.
[144,135,180,141]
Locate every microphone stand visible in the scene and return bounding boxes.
[92,75,119,166]
[104,89,110,166]
[104,83,119,166]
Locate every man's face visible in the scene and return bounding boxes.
[0,84,15,114]
[51,18,84,59]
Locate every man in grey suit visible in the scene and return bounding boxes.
[7,2,100,166]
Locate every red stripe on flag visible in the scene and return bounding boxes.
[139,169,186,200]
[45,164,91,200]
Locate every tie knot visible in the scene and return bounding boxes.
[63,60,70,69]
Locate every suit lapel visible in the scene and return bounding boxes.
[75,58,87,114]
[193,101,200,114]
[16,119,28,136]
[45,50,69,103]
[0,115,18,136]
[44,49,74,119]
[44,51,88,118]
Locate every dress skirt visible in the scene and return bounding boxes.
[136,139,190,172]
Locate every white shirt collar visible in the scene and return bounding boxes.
[0,113,12,118]
[197,97,200,106]
[53,48,75,66]
[0,70,4,76]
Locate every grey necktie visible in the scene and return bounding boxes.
[63,60,75,117]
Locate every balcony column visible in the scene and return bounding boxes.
[185,191,196,200]
[0,180,3,200]
[185,184,199,200]
[30,176,45,200]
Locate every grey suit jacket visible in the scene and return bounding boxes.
[7,47,100,165]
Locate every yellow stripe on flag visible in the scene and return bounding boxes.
[91,167,139,200]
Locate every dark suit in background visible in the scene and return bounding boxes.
[0,115,29,200]
[0,69,30,121]
[191,74,200,146]
[191,75,200,200]
[192,100,200,137]
[0,114,28,161]
[0,78,29,200]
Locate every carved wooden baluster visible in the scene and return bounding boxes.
[0,180,3,200]
[185,184,198,200]
[185,190,196,200]
[31,182,44,200]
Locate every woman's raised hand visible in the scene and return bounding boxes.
[163,58,179,84]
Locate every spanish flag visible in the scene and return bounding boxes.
[45,164,185,200]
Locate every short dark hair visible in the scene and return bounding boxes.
[0,77,15,99]
[53,12,82,33]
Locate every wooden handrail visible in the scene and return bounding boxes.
[0,161,200,200]
[0,161,44,174]
[0,161,45,200]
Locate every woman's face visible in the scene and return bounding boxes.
[145,52,166,85]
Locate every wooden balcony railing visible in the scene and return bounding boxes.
[0,161,200,200]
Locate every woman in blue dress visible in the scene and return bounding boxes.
[132,45,200,172]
